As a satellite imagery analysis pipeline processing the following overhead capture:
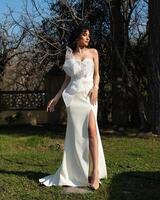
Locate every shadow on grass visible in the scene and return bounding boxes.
[0,169,50,183]
[108,171,160,200]
[0,124,112,138]
[0,169,160,199]
[0,124,159,140]
[0,155,48,167]
[0,124,66,139]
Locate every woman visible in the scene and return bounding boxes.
[39,25,107,190]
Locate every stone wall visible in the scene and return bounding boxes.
[0,110,48,125]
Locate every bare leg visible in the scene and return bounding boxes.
[88,110,99,189]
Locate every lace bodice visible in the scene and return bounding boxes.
[62,46,95,107]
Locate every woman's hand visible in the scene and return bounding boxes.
[88,87,98,105]
[46,96,59,112]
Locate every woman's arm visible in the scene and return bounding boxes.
[93,49,100,90]
[55,74,71,100]
[88,49,100,105]
[47,74,70,112]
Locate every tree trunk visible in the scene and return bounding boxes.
[149,0,160,134]
[111,0,128,128]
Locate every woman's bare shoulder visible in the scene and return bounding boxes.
[88,48,98,56]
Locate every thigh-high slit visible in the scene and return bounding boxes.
[39,91,107,187]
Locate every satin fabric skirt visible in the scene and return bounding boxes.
[39,91,107,187]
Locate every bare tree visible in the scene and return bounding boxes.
[0,0,150,129]
[149,0,160,134]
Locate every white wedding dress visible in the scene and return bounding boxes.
[39,46,107,187]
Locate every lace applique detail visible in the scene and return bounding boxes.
[62,46,73,75]
[65,46,73,59]
[62,46,82,77]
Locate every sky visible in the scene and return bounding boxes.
[0,0,29,20]
[0,0,147,36]
[0,0,50,35]
[0,0,48,21]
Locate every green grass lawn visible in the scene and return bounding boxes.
[0,126,160,200]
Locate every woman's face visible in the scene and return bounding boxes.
[77,29,90,47]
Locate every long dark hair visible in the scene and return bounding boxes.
[68,24,91,52]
